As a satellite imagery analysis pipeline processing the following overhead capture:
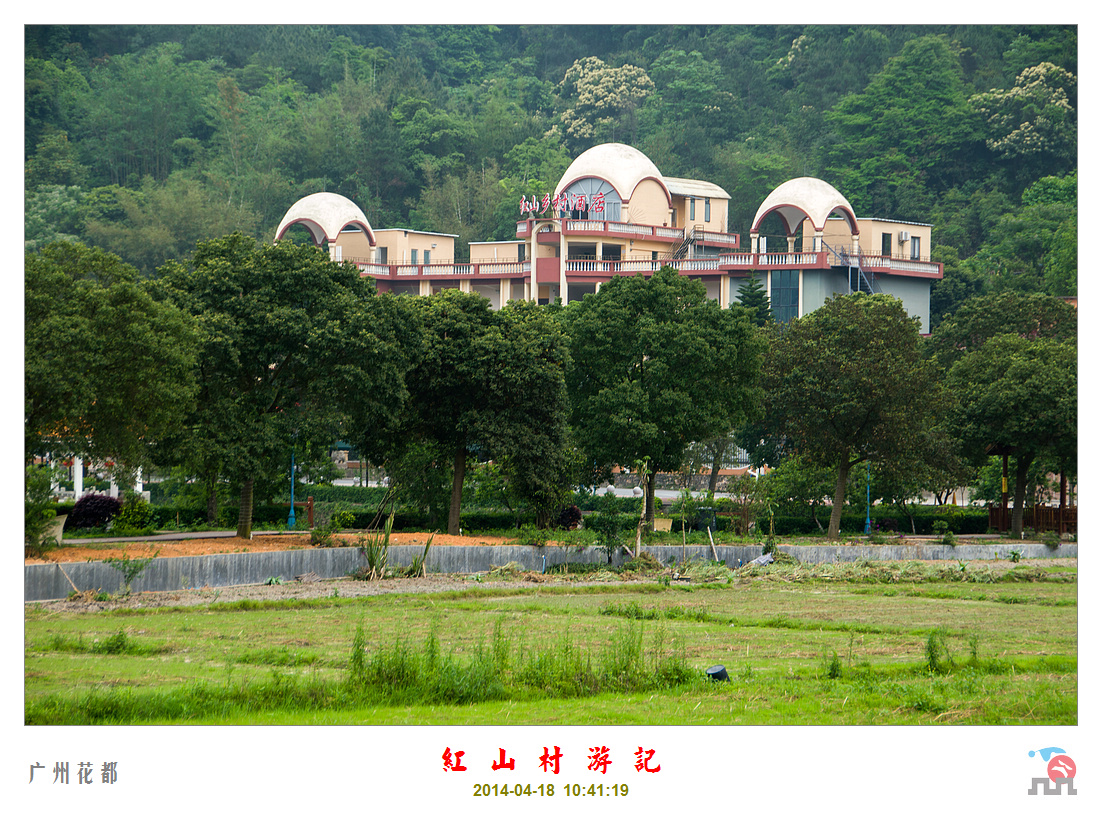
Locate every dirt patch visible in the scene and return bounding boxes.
[26,531,513,565]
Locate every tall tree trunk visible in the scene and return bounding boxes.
[708,443,725,494]
[448,445,466,536]
[236,478,254,540]
[206,485,218,525]
[645,471,656,528]
[828,455,852,540]
[1011,454,1034,539]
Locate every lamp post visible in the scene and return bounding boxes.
[864,460,872,534]
[288,447,297,529]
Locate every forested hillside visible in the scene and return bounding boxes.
[25,24,1077,324]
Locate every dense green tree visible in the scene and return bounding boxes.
[156,233,413,538]
[563,267,764,525]
[25,242,198,473]
[945,334,1076,537]
[732,276,774,326]
[645,48,741,141]
[712,147,799,238]
[401,291,572,534]
[24,132,89,189]
[485,301,575,527]
[24,56,91,157]
[762,293,942,539]
[926,290,1077,370]
[825,34,983,216]
[928,246,988,330]
[760,452,836,531]
[24,185,86,252]
[408,163,507,260]
[83,175,261,276]
[77,43,221,185]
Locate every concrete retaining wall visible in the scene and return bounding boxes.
[24,541,1077,602]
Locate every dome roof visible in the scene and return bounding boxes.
[274,192,376,245]
[751,177,858,235]
[555,143,670,204]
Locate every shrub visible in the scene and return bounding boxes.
[111,491,156,535]
[311,508,355,547]
[102,552,158,595]
[68,493,122,530]
[555,504,582,530]
[25,464,61,557]
[519,525,549,548]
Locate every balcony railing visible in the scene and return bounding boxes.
[357,260,530,279]
[689,227,741,247]
[355,249,938,280]
[516,217,744,249]
[825,247,942,278]
[718,252,825,268]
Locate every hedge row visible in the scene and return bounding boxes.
[52,496,992,537]
[759,507,990,536]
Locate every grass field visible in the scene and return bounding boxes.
[24,559,1077,725]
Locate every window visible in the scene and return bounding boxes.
[559,178,621,221]
[518,243,526,262]
[910,237,921,260]
[689,197,696,221]
[423,249,430,265]
[881,233,892,257]
[704,198,711,222]
[411,249,418,265]
[377,246,388,264]
[770,270,799,324]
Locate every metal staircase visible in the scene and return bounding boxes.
[660,226,703,262]
[823,240,881,295]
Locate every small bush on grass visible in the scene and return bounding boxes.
[924,629,954,674]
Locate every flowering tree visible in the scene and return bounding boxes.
[555,57,654,150]
[970,62,1077,178]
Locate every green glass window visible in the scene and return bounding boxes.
[771,270,799,323]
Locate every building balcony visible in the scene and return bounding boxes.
[352,259,530,280]
[351,247,941,283]
[515,218,740,248]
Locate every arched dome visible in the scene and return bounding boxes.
[751,177,858,236]
[554,143,670,206]
[274,192,376,246]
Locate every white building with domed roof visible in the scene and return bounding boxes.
[275,142,942,331]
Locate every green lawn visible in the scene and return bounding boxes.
[24,561,1077,725]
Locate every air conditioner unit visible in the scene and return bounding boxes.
[898,230,910,243]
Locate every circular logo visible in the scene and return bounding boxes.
[1047,755,1076,781]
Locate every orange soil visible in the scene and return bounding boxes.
[26,532,512,565]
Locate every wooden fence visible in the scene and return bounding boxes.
[988,505,1076,534]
